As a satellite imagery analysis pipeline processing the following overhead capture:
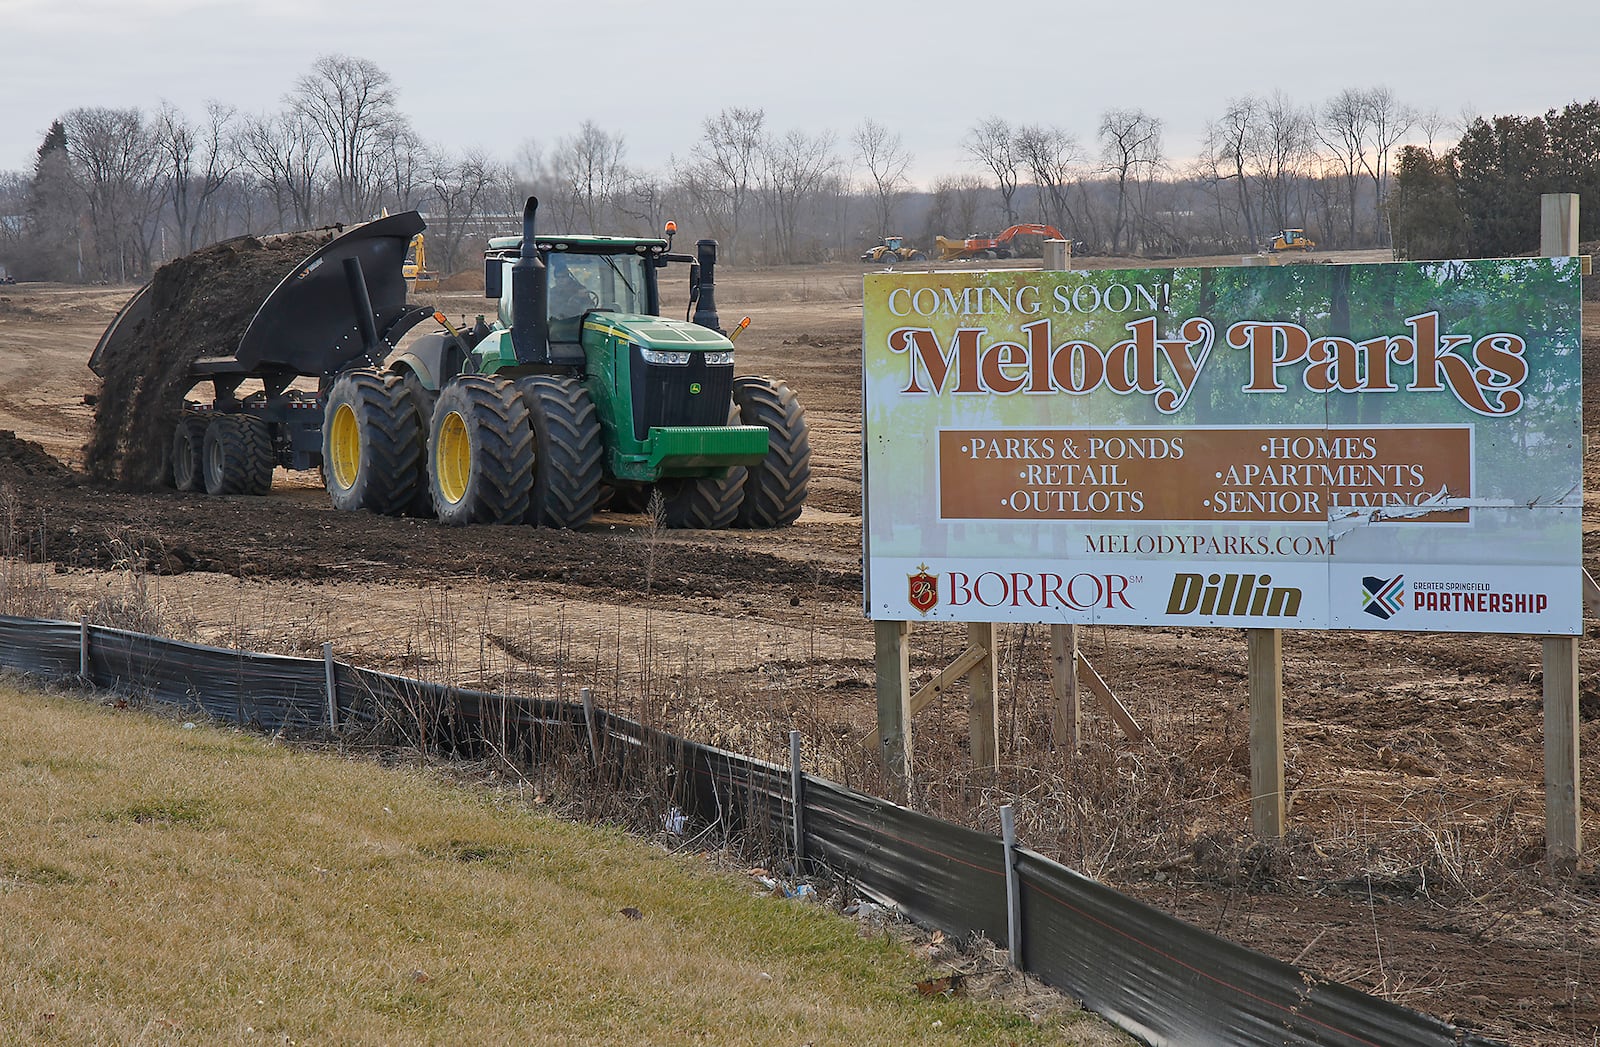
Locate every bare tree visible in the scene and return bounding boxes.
[677,107,765,261]
[1015,123,1082,235]
[964,117,1022,226]
[423,147,497,272]
[287,54,404,220]
[63,106,163,280]
[154,100,238,255]
[554,120,628,231]
[922,173,990,246]
[853,118,912,238]
[761,128,840,263]
[1204,97,1259,248]
[1359,86,1415,242]
[1098,107,1163,254]
[1248,92,1315,233]
[1317,88,1371,246]
[237,110,326,229]
[614,171,669,236]
[373,118,425,213]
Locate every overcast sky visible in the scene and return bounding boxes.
[4,0,1596,186]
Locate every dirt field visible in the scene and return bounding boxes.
[0,249,1596,1045]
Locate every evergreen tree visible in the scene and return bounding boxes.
[23,120,81,281]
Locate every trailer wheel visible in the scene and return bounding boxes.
[515,375,603,529]
[656,470,745,529]
[732,376,810,528]
[202,414,274,496]
[427,375,533,525]
[323,369,427,516]
[170,413,210,492]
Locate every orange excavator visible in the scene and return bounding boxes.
[936,223,1065,261]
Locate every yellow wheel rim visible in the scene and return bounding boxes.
[328,402,361,491]
[436,411,472,504]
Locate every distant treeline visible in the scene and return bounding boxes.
[1,54,1595,283]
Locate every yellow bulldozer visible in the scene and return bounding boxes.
[1265,229,1317,253]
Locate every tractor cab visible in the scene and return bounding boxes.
[883,235,904,253]
[481,233,665,359]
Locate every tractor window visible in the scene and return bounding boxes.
[547,252,650,343]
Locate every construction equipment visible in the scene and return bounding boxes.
[1265,229,1317,253]
[861,235,926,264]
[94,199,810,531]
[936,224,1065,261]
[403,233,439,291]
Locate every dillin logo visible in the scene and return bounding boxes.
[1361,575,1405,620]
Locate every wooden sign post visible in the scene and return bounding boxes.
[1542,192,1583,861]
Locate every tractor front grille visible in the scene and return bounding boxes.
[630,348,734,440]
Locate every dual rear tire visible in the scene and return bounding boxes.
[169,412,273,495]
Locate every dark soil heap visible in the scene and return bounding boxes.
[84,231,337,486]
[0,430,70,480]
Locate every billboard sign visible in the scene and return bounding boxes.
[862,259,1584,634]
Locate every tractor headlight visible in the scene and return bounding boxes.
[702,350,735,365]
[639,348,692,365]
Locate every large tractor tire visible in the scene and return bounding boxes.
[323,368,428,516]
[202,414,275,496]
[515,375,603,529]
[732,376,810,528]
[427,375,533,526]
[169,412,210,492]
[656,470,745,529]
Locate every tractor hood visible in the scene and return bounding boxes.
[583,313,734,351]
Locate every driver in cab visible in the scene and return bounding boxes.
[549,258,595,322]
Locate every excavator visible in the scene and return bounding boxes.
[403,233,439,291]
[936,223,1065,261]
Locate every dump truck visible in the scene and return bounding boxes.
[90,199,810,530]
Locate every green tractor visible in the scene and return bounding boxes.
[324,197,810,529]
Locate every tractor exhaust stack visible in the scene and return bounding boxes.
[691,238,723,334]
[510,196,550,364]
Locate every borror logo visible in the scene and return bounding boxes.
[907,564,938,615]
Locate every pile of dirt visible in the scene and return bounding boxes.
[0,430,70,478]
[83,230,336,486]
[434,269,484,293]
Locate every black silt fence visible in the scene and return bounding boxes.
[0,614,1506,1047]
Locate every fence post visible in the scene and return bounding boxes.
[581,687,600,767]
[322,642,338,732]
[1000,804,1022,968]
[789,729,806,868]
[79,616,89,682]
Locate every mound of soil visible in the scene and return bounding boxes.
[0,430,70,478]
[83,230,337,486]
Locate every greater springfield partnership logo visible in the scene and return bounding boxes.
[907,565,1134,613]
[1410,580,1549,615]
[1362,575,1405,620]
